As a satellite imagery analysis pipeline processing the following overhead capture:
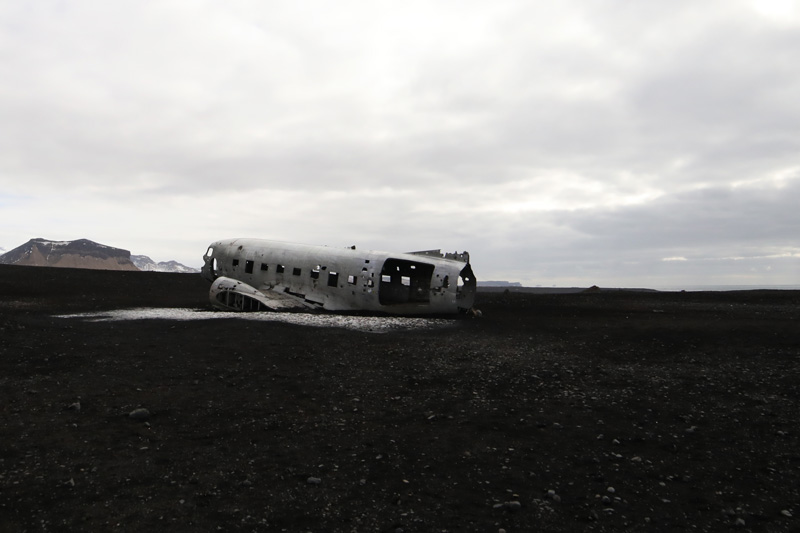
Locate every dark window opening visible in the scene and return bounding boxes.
[260,263,269,271]
[276,264,285,274]
[327,272,339,287]
[292,267,301,276]
[311,268,320,280]
[232,259,239,267]
[378,258,434,305]
[245,260,254,274]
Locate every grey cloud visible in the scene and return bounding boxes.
[1,1,799,286]
[552,179,800,257]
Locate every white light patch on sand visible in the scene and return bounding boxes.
[56,308,455,333]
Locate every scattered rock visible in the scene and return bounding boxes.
[493,501,522,511]
[128,408,150,420]
[307,477,321,485]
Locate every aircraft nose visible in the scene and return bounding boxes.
[201,246,217,282]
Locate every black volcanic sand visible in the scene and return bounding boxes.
[1,264,798,532]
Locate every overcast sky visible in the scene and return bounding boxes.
[2,0,799,288]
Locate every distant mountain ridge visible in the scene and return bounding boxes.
[131,255,199,274]
[0,238,139,271]
[0,238,198,273]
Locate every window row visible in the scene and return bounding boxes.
[231,258,353,288]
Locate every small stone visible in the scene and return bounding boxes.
[781,510,792,518]
[68,402,81,412]
[505,501,522,510]
[129,408,150,420]
[607,486,616,493]
[735,518,746,527]
[307,476,321,485]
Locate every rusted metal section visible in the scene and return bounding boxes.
[201,238,477,315]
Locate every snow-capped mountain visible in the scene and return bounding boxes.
[131,255,199,273]
[0,238,139,271]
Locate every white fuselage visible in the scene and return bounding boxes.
[201,238,476,315]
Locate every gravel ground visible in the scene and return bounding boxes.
[1,265,799,532]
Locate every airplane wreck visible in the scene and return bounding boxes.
[201,238,477,315]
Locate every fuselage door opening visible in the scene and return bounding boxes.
[378,258,435,305]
